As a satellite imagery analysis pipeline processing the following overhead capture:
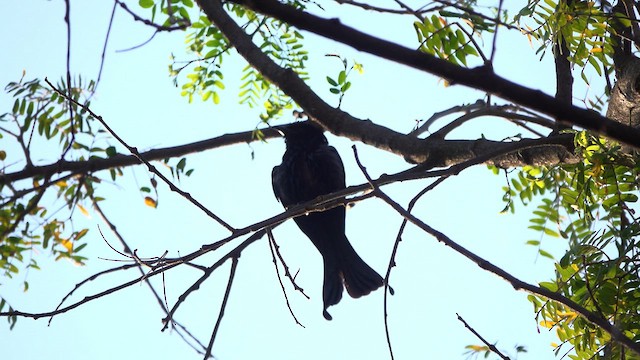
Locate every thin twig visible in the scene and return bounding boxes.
[457,313,511,360]
[43,77,236,233]
[115,0,189,32]
[267,228,310,299]
[267,228,306,327]
[161,230,265,330]
[61,0,75,159]
[336,0,438,15]
[490,0,505,64]
[582,256,606,318]
[91,198,210,353]
[89,0,117,100]
[204,256,239,360]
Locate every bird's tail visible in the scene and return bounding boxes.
[339,239,384,299]
[321,236,384,320]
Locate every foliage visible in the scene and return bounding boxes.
[0,76,100,279]
[324,55,362,108]
[516,0,618,85]
[0,75,193,300]
[496,131,640,359]
[160,0,310,122]
[413,13,481,66]
[3,1,640,359]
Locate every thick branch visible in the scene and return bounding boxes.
[0,128,277,185]
[1,130,578,189]
[196,0,578,167]
[217,0,640,149]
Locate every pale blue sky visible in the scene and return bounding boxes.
[0,1,588,359]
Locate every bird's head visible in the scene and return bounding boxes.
[280,121,328,150]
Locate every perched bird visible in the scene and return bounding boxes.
[271,121,384,320]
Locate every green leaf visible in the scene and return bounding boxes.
[538,249,554,259]
[139,0,154,8]
[543,228,559,237]
[177,158,187,171]
[105,146,117,157]
[338,70,346,84]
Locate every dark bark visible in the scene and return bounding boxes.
[0,127,277,185]
[0,131,578,187]
[607,57,640,128]
[218,0,640,150]
[606,1,640,130]
[553,0,573,132]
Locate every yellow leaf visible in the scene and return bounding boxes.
[557,310,577,319]
[540,320,555,328]
[590,47,603,53]
[144,196,157,208]
[61,239,73,252]
[466,345,488,352]
[353,63,364,74]
[56,180,67,187]
[77,204,90,217]
[571,263,579,272]
[74,228,89,240]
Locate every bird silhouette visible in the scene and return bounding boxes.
[271,121,383,320]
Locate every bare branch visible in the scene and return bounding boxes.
[216,0,640,149]
[429,106,555,139]
[89,1,117,99]
[335,0,439,15]
[457,313,511,360]
[115,0,189,32]
[44,78,236,233]
[351,145,640,356]
[267,228,309,299]
[267,228,306,327]
[90,199,210,354]
[204,256,239,360]
[382,176,448,360]
[0,132,585,325]
[0,127,281,185]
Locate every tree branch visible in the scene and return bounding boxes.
[204,256,238,360]
[0,127,279,185]
[352,147,640,357]
[457,313,511,360]
[217,0,640,149]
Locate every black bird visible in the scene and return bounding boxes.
[271,121,384,320]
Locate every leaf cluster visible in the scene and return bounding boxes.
[497,132,640,359]
[0,77,196,305]
[516,0,618,85]
[413,14,480,67]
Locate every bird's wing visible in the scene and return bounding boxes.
[314,145,346,192]
[271,165,283,203]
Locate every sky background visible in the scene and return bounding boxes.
[0,1,597,359]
